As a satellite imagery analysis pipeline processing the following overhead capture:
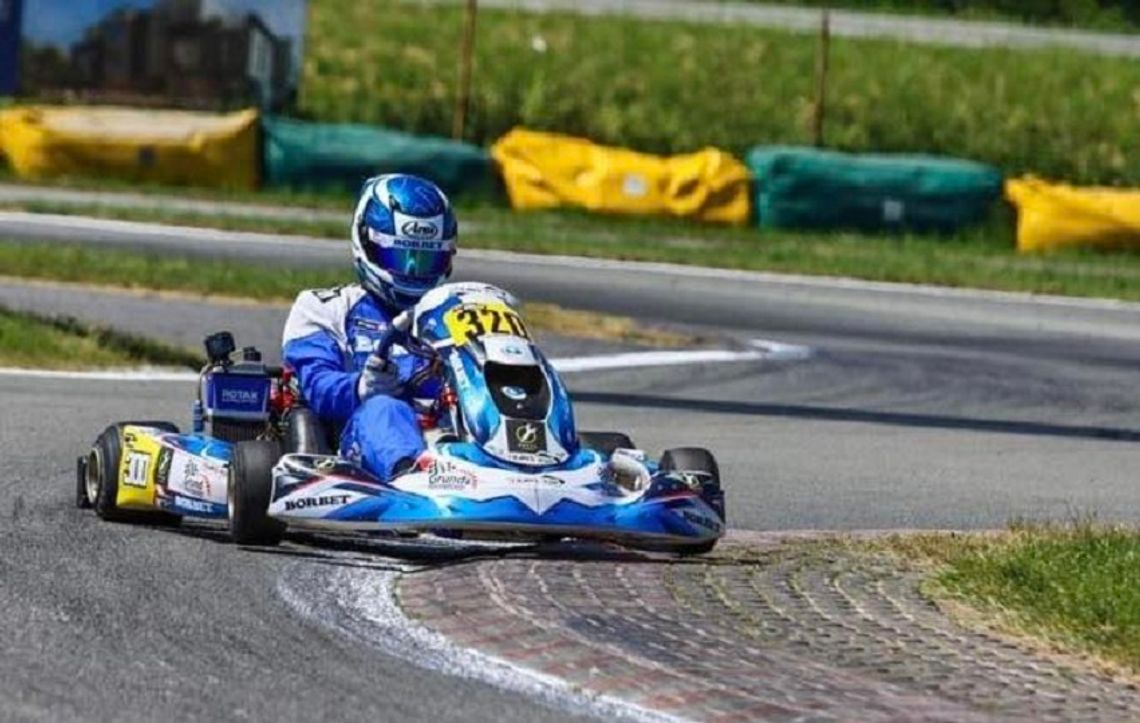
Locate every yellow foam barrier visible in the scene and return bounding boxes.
[0,106,259,190]
[1007,176,1140,253]
[491,128,751,225]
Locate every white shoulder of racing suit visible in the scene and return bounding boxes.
[282,285,370,352]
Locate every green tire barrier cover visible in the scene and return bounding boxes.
[747,146,1003,233]
[263,116,496,198]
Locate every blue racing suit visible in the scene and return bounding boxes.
[282,284,439,480]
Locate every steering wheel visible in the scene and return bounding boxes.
[393,311,442,390]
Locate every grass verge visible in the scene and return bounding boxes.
[0,306,200,369]
[868,523,1140,675]
[4,199,1140,302]
[301,0,1140,186]
[0,244,694,348]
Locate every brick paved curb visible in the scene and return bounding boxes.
[396,533,1140,722]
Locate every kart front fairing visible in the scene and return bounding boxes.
[410,283,579,470]
[267,443,725,548]
[263,282,725,548]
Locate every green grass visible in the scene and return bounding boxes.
[300,0,1140,186]
[0,245,692,346]
[3,196,1140,301]
[0,244,350,301]
[856,523,1140,673]
[921,524,1140,672]
[0,306,200,369]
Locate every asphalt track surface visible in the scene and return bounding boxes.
[420,0,1140,57]
[2,214,1140,721]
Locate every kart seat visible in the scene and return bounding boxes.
[284,406,335,455]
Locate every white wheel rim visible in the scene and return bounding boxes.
[85,450,102,504]
[227,469,236,526]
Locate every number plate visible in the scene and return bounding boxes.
[123,451,152,488]
[444,302,530,346]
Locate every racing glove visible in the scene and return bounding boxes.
[357,329,405,400]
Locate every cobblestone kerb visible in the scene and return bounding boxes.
[396,534,1140,722]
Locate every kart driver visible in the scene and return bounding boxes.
[282,174,456,480]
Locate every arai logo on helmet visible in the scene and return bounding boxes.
[401,220,439,239]
[502,386,527,401]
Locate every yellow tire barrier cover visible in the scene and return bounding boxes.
[491,128,751,225]
[0,105,259,190]
[1007,176,1140,253]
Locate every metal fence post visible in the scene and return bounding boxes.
[453,0,479,140]
[812,8,831,147]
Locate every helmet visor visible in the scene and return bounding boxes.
[363,228,454,283]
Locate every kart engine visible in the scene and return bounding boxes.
[197,331,274,443]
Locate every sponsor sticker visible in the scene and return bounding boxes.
[174,494,214,514]
[680,509,722,532]
[179,458,212,498]
[221,389,261,405]
[504,449,560,466]
[509,474,564,487]
[284,494,351,512]
[155,448,173,488]
[400,219,439,239]
[427,461,477,491]
[353,318,388,333]
[506,420,546,454]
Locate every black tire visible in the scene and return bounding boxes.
[87,421,181,525]
[659,447,720,487]
[76,456,92,509]
[282,407,331,455]
[228,439,285,546]
[660,447,723,556]
[578,431,636,457]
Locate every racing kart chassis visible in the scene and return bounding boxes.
[77,285,727,555]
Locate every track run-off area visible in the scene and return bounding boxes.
[2,214,1140,721]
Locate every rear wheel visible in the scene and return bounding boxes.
[282,407,332,455]
[660,447,723,556]
[86,421,181,525]
[579,431,636,457]
[228,439,285,546]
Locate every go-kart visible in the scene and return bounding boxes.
[77,282,726,554]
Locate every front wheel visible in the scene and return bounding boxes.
[579,431,636,458]
[228,439,285,546]
[660,447,723,556]
[86,421,181,525]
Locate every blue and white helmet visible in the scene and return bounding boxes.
[351,174,458,309]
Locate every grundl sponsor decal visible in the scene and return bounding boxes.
[427,461,476,491]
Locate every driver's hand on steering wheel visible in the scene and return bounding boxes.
[357,328,405,400]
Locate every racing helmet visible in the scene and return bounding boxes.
[351,174,458,309]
